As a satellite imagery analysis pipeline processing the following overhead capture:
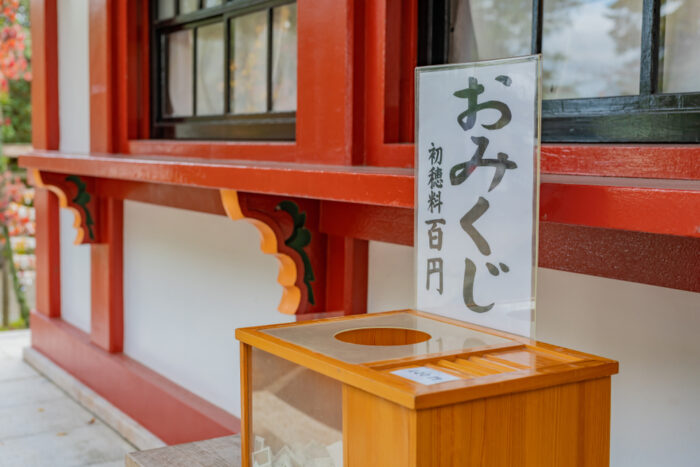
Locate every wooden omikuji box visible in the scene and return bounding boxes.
[236,310,618,467]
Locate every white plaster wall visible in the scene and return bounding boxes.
[123,201,294,417]
[58,210,92,333]
[367,241,415,313]
[57,0,90,154]
[57,0,92,333]
[536,269,700,467]
[367,241,700,467]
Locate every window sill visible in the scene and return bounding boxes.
[20,150,414,207]
[19,149,699,238]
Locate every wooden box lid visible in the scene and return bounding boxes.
[236,310,618,410]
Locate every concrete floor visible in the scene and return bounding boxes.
[0,330,134,467]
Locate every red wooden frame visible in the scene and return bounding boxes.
[323,203,700,292]
[364,0,415,168]
[363,0,700,183]
[30,0,59,151]
[34,189,61,318]
[116,0,359,165]
[539,223,700,293]
[22,151,700,240]
[89,0,124,353]
[21,151,415,207]
[541,145,700,180]
[30,0,61,320]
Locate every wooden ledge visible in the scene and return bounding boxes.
[19,150,699,238]
[19,150,414,208]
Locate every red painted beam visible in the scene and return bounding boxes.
[319,201,699,293]
[540,183,700,238]
[366,140,700,179]
[541,144,700,180]
[22,152,699,238]
[20,152,415,207]
[320,201,414,246]
[96,179,226,216]
[30,311,240,444]
[128,140,296,162]
[539,222,700,293]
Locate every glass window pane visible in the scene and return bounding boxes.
[542,0,642,99]
[164,30,193,117]
[203,0,223,7]
[158,0,175,20]
[179,0,199,15]
[660,0,700,93]
[448,0,532,63]
[231,11,268,114]
[196,22,225,115]
[272,4,297,112]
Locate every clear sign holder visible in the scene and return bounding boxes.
[414,55,542,339]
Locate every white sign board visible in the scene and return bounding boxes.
[415,56,541,338]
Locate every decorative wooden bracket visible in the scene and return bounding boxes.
[220,190,324,315]
[32,170,99,245]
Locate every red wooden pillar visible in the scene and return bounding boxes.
[31,0,61,319]
[326,236,368,315]
[297,0,370,313]
[30,0,59,151]
[89,0,124,352]
[34,189,61,318]
[90,197,123,352]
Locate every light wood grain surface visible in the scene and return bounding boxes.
[238,310,618,466]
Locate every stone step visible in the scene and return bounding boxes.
[126,435,241,467]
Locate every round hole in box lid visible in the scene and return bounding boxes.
[334,327,431,346]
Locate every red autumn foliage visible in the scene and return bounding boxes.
[0,0,29,93]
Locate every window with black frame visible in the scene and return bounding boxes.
[152,0,297,140]
[419,0,700,143]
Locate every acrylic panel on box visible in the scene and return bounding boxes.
[415,56,541,338]
[250,349,343,467]
[261,312,511,364]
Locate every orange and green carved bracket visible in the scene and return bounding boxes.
[32,170,99,245]
[32,171,326,314]
[221,190,325,315]
[276,200,315,306]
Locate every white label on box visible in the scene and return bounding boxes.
[391,366,461,385]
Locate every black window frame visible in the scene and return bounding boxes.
[150,0,296,141]
[419,0,700,143]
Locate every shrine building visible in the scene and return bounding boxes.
[21,1,699,465]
